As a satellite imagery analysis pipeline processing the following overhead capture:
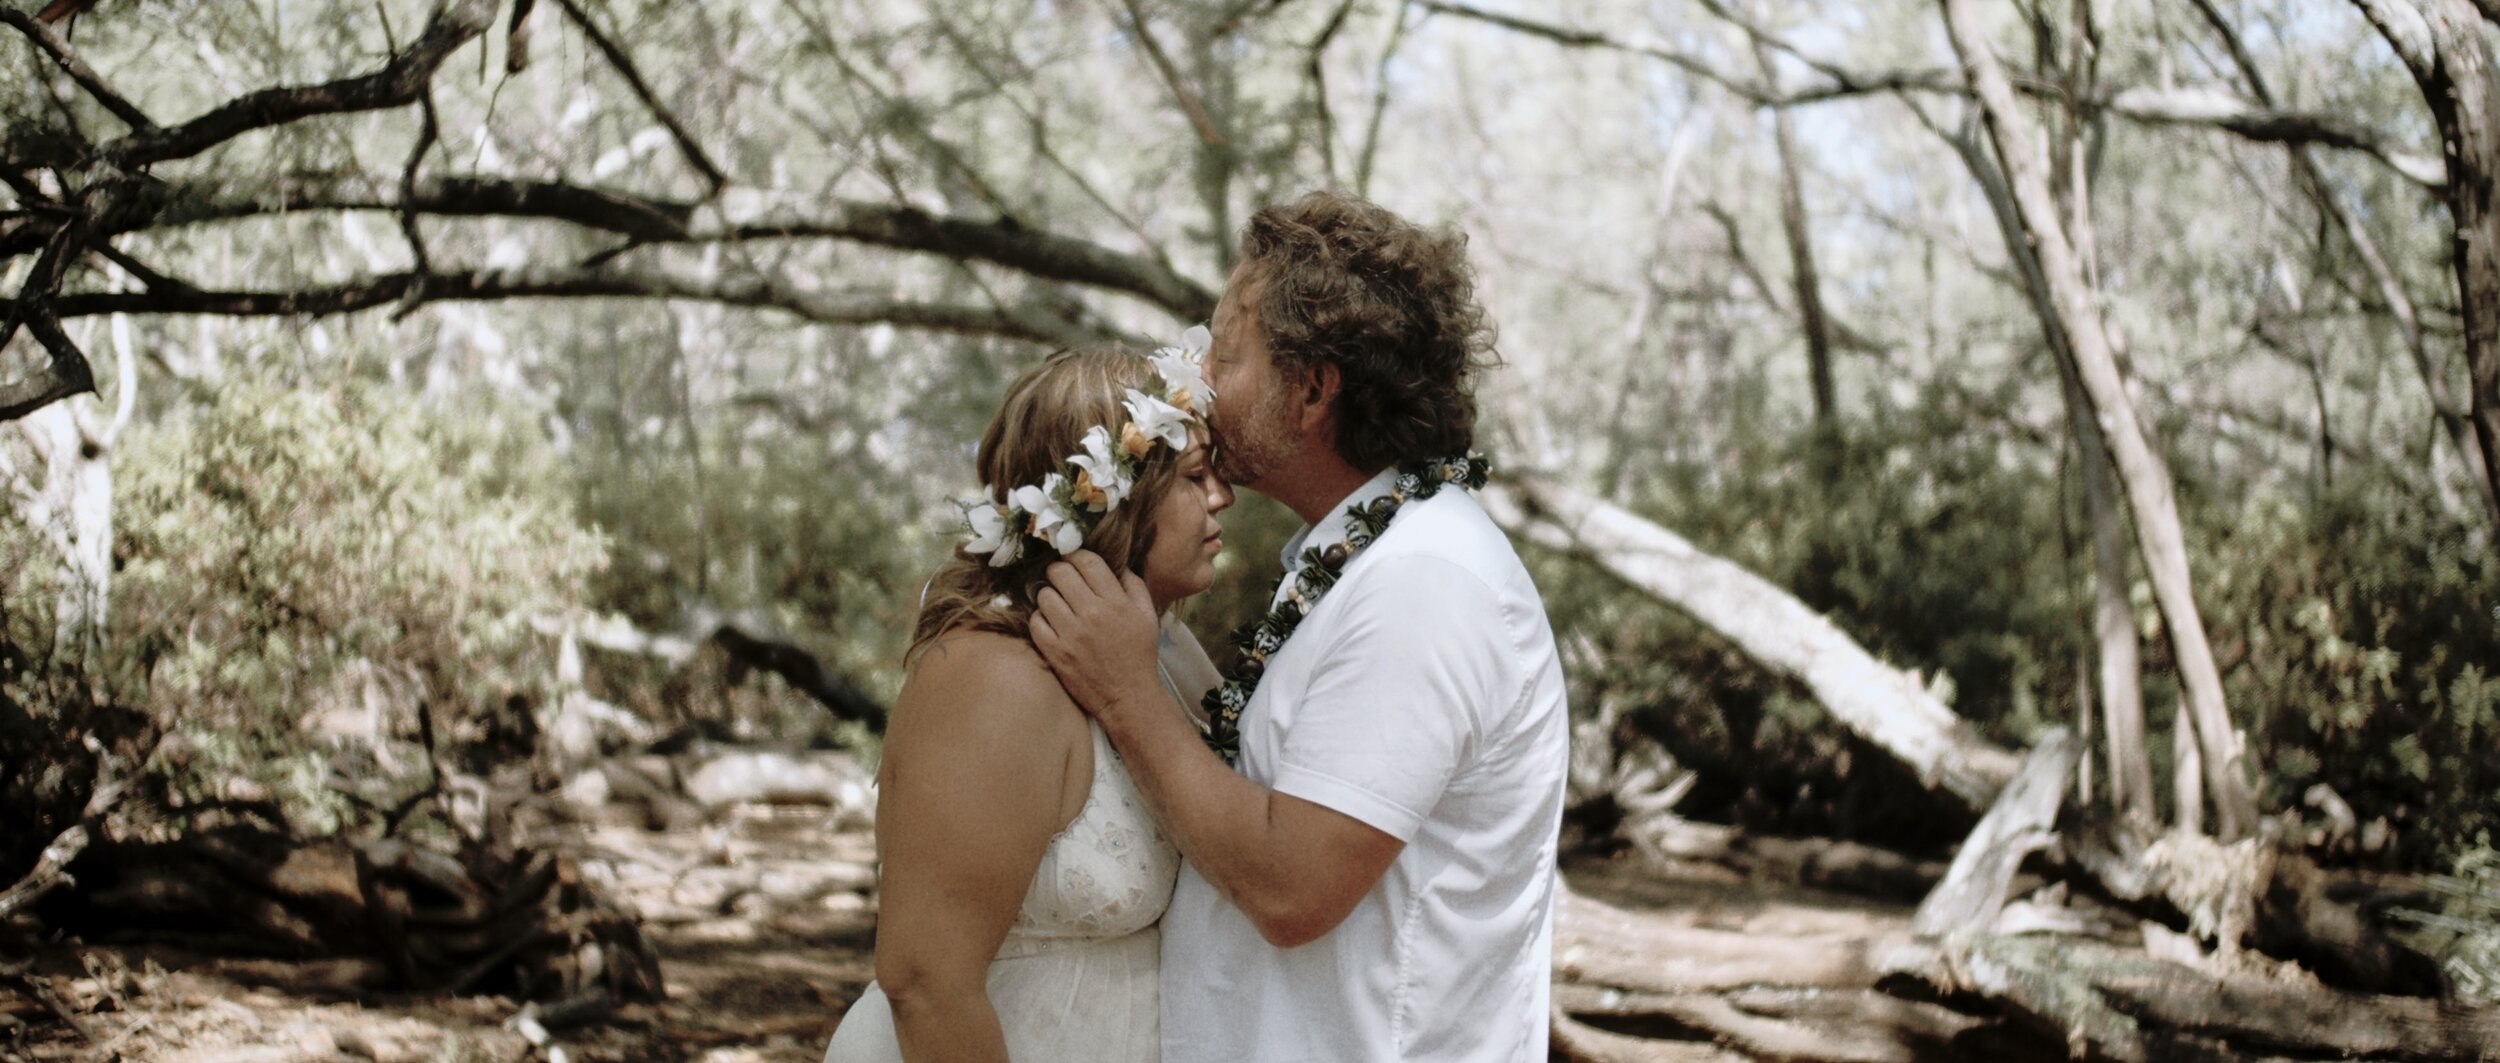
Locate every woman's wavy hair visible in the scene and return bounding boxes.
[1238,191,1501,471]
[909,347,1188,663]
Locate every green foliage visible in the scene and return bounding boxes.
[108,382,606,831]
[2190,478,2500,866]
[1549,391,2499,865]
[571,433,927,745]
[2390,837,2500,1005]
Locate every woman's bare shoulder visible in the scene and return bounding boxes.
[893,629,1082,734]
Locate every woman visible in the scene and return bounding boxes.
[824,341,1231,1063]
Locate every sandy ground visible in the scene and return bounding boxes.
[2,811,1918,1063]
[4,806,880,1063]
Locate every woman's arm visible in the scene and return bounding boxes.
[872,633,1089,1062]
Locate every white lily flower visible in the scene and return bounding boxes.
[964,501,1022,567]
[1150,325,1216,413]
[1015,474,1085,555]
[1068,425,1133,511]
[1123,389,1195,452]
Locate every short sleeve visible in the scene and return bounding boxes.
[1267,553,1514,842]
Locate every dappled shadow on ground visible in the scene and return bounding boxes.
[3,807,879,1062]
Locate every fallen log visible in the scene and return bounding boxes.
[1556,884,1905,994]
[2062,817,2451,998]
[1554,982,1993,1063]
[33,828,664,1005]
[1484,481,2019,812]
[1914,728,2078,936]
[1625,814,1949,904]
[1882,933,2500,1062]
[552,607,885,728]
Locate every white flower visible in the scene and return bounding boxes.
[1068,425,1133,511]
[1014,474,1085,555]
[1150,325,1216,413]
[1123,389,1195,452]
[964,501,1022,567]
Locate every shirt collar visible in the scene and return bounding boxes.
[1278,467,1402,577]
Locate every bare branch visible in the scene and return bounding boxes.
[394,89,444,318]
[0,9,155,132]
[0,311,98,422]
[0,738,125,919]
[31,261,1111,348]
[2105,86,2445,187]
[1354,0,1415,197]
[551,0,730,194]
[1417,0,1769,101]
[102,0,495,169]
[50,175,1218,319]
[1113,0,1228,145]
[1309,0,1359,187]
[1423,1,2445,188]
[2350,0,2440,77]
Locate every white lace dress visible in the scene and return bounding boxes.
[822,721,1181,1062]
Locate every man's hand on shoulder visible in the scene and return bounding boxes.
[1030,550,1168,731]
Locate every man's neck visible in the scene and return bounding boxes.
[1256,451,1380,525]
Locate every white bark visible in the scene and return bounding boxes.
[13,396,115,668]
[1482,482,2021,811]
[1941,0,2261,840]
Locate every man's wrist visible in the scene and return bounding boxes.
[1093,677,1182,737]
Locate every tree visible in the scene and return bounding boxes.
[2348,0,2500,531]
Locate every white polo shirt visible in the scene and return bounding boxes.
[1162,469,1570,1062]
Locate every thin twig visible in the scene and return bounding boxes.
[0,9,155,131]
[1354,0,1414,197]
[1308,0,1358,187]
[393,87,443,320]
[1112,0,1227,146]
[553,0,729,194]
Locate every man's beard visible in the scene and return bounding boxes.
[1212,385,1297,487]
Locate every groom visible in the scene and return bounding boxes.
[1031,191,1570,1062]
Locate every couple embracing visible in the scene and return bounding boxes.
[825,191,1570,1063]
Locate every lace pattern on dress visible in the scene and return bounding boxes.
[997,724,1179,959]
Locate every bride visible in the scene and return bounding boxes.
[824,339,1231,1062]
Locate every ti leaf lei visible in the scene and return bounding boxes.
[1200,454,1491,764]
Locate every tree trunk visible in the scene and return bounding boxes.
[1940,0,2260,840]
[1482,482,2022,812]
[1753,34,1837,429]
[12,398,114,670]
[2195,0,2500,530]
[2350,0,2500,543]
[2067,371,2153,823]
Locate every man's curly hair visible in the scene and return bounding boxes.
[1239,191,1501,472]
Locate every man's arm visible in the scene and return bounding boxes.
[1032,553,1402,948]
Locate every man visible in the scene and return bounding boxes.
[1030,190,1570,1062]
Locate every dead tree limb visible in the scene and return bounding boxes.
[3,177,1217,321]
[551,0,729,193]
[0,10,155,131]
[553,608,886,728]
[100,0,496,169]
[1883,933,2500,1062]
[1416,0,2445,189]
[0,737,123,920]
[22,263,1106,350]
[1483,480,2021,812]
[1913,728,2077,936]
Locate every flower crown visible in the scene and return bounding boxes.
[959,327,1215,567]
